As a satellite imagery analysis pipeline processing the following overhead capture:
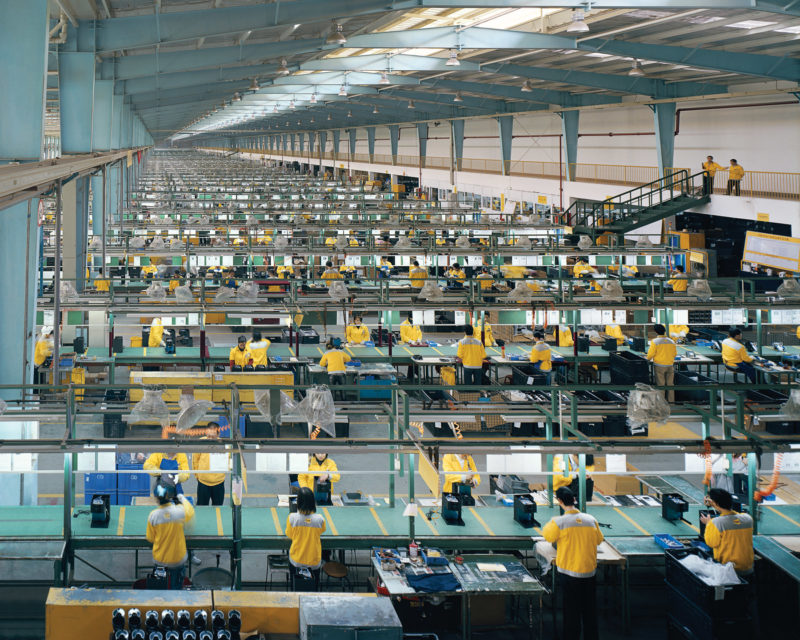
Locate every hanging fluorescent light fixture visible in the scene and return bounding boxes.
[290,99,296,110]
[347,110,352,117]
[407,100,415,109]
[379,71,390,85]
[310,92,318,104]
[372,105,379,114]
[327,113,332,121]
[277,58,291,75]
[249,78,260,91]
[566,10,590,33]
[446,49,460,66]
[232,92,241,102]
[273,104,278,113]
[521,79,534,92]
[326,20,347,45]
[628,59,645,77]
[338,84,348,96]
[453,91,463,102]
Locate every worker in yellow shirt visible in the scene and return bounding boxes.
[447,262,466,288]
[192,434,228,506]
[796,326,800,341]
[476,267,494,291]
[543,487,604,640]
[409,260,427,288]
[148,318,165,348]
[276,264,294,279]
[646,324,677,401]
[668,324,690,342]
[558,326,574,347]
[378,256,393,279]
[667,265,688,292]
[285,487,326,589]
[338,264,357,279]
[141,264,159,279]
[726,159,744,196]
[500,264,528,285]
[722,328,756,383]
[472,317,496,346]
[442,453,481,494]
[400,314,422,344]
[319,339,351,398]
[247,330,271,370]
[345,315,370,345]
[95,274,111,292]
[320,260,343,281]
[457,325,487,386]
[143,452,191,495]
[701,488,754,575]
[572,259,597,279]
[146,480,195,590]
[604,323,627,346]
[702,155,724,195]
[34,326,54,386]
[529,331,553,384]
[229,335,253,371]
[298,452,341,494]
[552,454,576,491]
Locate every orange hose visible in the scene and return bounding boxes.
[699,439,712,486]
[755,453,783,502]
[309,425,322,440]
[161,424,222,439]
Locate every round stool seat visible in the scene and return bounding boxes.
[323,561,347,578]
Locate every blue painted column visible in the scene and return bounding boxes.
[59,51,95,290]
[416,123,428,168]
[290,134,296,152]
[652,102,676,177]
[318,132,327,159]
[299,133,305,153]
[0,0,48,395]
[497,115,513,176]
[90,80,114,236]
[367,127,376,162]
[108,93,124,223]
[560,111,579,182]
[388,125,399,165]
[282,134,288,154]
[348,129,357,156]
[332,130,341,160]
[451,119,465,171]
[308,132,315,155]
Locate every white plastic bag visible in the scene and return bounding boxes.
[600,280,625,301]
[679,554,741,586]
[534,540,557,574]
[419,281,444,301]
[777,278,800,299]
[687,278,712,301]
[395,236,412,249]
[145,282,167,302]
[636,237,653,248]
[0,398,7,416]
[297,385,336,437]
[215,286,235,303]
[455,235,471,248]
[125,389,170,427]
[150,236,166,250]
[169,238,183,250]
[514,236,531,250]
[273,235,289,251]
[328,281,349,302]
[130,237,146,249]
[236,281,259,303]
[175,400,214,433]
[781,388,800,419]
[334,236,348,251]
[89,236,102,250]
[577,235,594,250]
[503,281,534,303]
[59,281,79,302]
[174,284,194,303]
[627,383,671,426]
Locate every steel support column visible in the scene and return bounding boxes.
[451,119,464,172]
[652,102,677,177]
[367,126,376,163]
[560,111,579,182]
[388,125,399,165]
[416,123,428,169]
[496,115,513,177]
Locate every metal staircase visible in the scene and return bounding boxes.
[566,170,710,237]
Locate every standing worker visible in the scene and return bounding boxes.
[668,265,688,292]
[603,322,627,346]
[668,323,690,342]
[320,260,343,281]
[345,315,370,345]
[298,452,341,493]
[319,338,351,399]
[146,480,195,590]
[143,452,191,496]
[702,155,724,195]
[442,453,481,494]
[247,330,271,370]
[34,326,54,386]
[192,432,228,506]
[722,328,756,383]
[472,315,496,346]
[700,488,754,575]
[457,325,487,387]
[148,318,166,348]
[543,487,604,640]
[409,260,427,289]
[285,487,326,590]
[229,335,253,371]
[446,262,466,288]
[646,324,677,402]
[726,159,744,196]
[529,331,553,384]
[400,314,422,344]
[378,256,393,279]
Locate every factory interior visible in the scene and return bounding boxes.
[2,1,800,639]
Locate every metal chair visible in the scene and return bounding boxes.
[265,553,290,591]
[322,561,351,591]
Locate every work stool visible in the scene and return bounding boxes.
[724,365,746,384]
[264,553,290,591]
[322,561,352,591]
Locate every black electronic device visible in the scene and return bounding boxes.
[164,338,176,355]
[601,337,618,352]
[131,630,145,640]
[90,494,111,528]
[576,337,590,353]
[112,608,126,631]
[146,567,169,590]
[181,632,197,640]
[113,336,124,354]
[441,492,464,526]
[165,632,179,640]
[513,494,540,528]
[314,480,332,506]
[698,509,718,538]
[211,611,225,632]
[161,611,175,631]
[491,474,530,495]
[114,631,130,640]
[148,633,163,640]
[176,611,190,631]
[662,493,690,524]
[73,336,86,355]
[630,337,646,352]
[128,609,142,629]
[227,611,241,634]
[145,611,160,631]
[452,482,475,507]
[216,632,231,640]
[192,611,207,631]
[198,633,213,640]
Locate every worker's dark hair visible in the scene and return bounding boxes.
[382,255,390,261]
[654,324,666,335]
[482,266,489,273]
[238,335,247,343]
[708,488,733,510]
[154,480,177,505]
[454,262,461,269]
[464,325,474,336]
[675,265,685,273]
[555,487,575,506]
[413,260,419,267]
[533,331,544,340]
[707,155,713,159]
[296,487,317,515]
[731,159,737,163]
[353,315,362,322]
[729,328,742,338]
[326,260,333,268]
[407,313,413,322]
[252,330,262,341]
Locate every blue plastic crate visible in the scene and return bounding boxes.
[359,375,395,400]
[218,415,247,438]
[118,470,150,494]
[84,472,116,494]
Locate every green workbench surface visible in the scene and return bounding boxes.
[753,535,800,583]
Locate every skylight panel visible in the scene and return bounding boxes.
[726,20,777,29]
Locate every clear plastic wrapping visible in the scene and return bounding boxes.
[328,280,349,302]
[419,281,444,301]
[781,388,800,419]
[298,385,336,437]
[687,278,712,301]
[514,236,531,250]
[395,236,412,249]
[777,278,800,299]
[145,282,167,302]
[174,284,194,303]
[149,236,166,250]
[627,383,671,426]
[503,281,534,303]
[59,281,79,302]
[175,400,214,433]
[129,237,146,249]
[455,235,471,248]
[600,280,625,301]
[577,235,593,250]
[236,281,259,303]
[215,286,235,303]
[125,389,170,427]
[273,235,289,251]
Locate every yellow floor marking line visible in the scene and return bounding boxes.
[317,346,324,356]
[613,507,651,535]
[403,347,413,355]
[418,510,440,536]
[469,507,495,536]
[432,347,444,355]
[766,505,800,530]
[370,508,388,536]
[323,507,339,535]
[116,507,126,536]
[345,347,355,357]
[215,507,224,536]
[271,507,283,536]
[143,347,147,356]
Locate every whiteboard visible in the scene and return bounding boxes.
[743,231,800,272]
